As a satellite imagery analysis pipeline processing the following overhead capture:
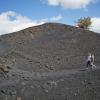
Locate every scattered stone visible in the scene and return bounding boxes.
[22,76,29,81]
[47,81,57,87]
[56,57,60,61]
[50,66,54,70]
[74,93,78,96]
[0,63,9,73]
[1,89,6,94]
[44,89,49,93]
[9,90,16,95]
[1,87,16,95]
[87,82,92,85]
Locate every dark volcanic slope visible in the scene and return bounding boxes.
[0,23,100,100]
[0,23,100,71]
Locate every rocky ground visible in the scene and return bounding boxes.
[0,23,100,100]
[0,67,100,100]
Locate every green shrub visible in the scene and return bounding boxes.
[77,17,92,30]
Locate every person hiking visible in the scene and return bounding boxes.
[86,53,92,69]
[91,54,96,69]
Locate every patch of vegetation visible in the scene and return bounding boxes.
[76,17,92,30]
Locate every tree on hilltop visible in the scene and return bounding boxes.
[76,17,92,30]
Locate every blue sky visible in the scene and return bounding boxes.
[0,0,100,34]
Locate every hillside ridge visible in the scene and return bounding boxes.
[0,23,100,100]
[0,23,100,72]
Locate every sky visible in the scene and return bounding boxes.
[0,0,100,35]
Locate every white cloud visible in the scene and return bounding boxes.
[50,14,62,21]
[46,0,95,9]
[1,11,100,34]
[90,17,100,33]
[0,11,62,35]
